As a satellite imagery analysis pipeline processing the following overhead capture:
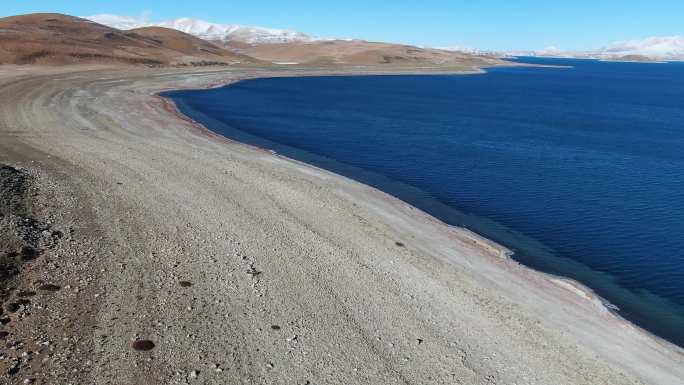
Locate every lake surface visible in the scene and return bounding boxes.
[164,58,684,347]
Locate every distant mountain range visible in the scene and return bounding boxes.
[85,14,315,45]
[0,13,504,69]
[511,36,684,61]
[81,14,504,68]
[85,15,684,63]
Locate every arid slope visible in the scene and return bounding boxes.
[0,13,257,65]
[239,40,503,68]
[0,13,504,69]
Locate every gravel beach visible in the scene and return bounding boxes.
[0,65,682,385]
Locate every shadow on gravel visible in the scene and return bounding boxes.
[0,165,61,312]
[0,165,34,285]
[0,164,66,377]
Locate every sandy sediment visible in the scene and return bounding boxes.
[0,65,682,385]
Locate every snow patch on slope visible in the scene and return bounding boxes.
[601,36,684,59]
[512,36,684,60]
[84,14,314,44]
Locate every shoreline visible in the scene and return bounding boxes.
[159,74,681,349]
[1,65,682,384]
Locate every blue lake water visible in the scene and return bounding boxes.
[164,58,684,347]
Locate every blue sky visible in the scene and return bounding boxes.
[2,1,682,51]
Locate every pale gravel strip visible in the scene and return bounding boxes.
[0,65,682,385]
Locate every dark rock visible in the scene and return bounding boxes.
[271,325,281,330]
[5,302,20,313]
[20,246,38,261]
[7,364,19,375]
[0,264,19,279]
[38,284,61,292]
[17,290,36,298]
[395,242,405,247]
[179,281,193,287]
[131,339,155,351]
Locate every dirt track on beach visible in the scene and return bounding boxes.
[0,65,682,385]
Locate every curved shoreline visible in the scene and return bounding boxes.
[1,65,683,384]
[158,75,680,348]
[155,72,684,370]
[156,70,684,372]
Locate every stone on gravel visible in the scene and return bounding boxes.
[131,339,155,351]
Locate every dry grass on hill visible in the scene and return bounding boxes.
[0,13,259,66]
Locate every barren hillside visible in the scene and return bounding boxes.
[239,40,504,68]
[0,13,258,66]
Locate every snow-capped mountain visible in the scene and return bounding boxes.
[84,14,314,44]
[600,36,684,59]
[511,36,684,61]
[438,46,499,56]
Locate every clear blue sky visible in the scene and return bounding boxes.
[2,1,682,51]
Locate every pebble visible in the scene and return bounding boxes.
[131,339,155,351]
[17,291,37,298]
[38,284,61,292]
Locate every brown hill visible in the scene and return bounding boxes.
[603,54,662,62]
[128,26,233,58]
[239,40,504,69]
[0,13,258,66]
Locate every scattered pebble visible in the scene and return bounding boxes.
[38,284,61,292]
[8,363,19,375]
[131,339,155,351]
[20,246,39,261]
